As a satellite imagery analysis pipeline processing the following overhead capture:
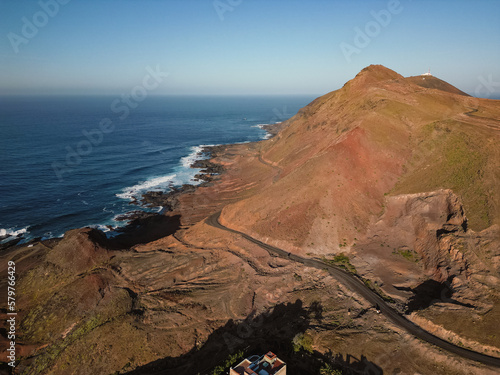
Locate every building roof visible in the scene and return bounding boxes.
[230,352,286,375]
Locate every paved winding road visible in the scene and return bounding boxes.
[206,211,500,368]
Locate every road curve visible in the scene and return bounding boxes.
[206,211,500,368]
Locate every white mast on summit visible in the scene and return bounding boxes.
[422,68,432,76]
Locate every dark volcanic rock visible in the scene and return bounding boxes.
[0,238,22,251]
[133,145,226,212]
[114,210,156,222]
[141,184,197,210]
[199,144,227,158]
[193,173,213,182]
[139,147,226,210]
[261,122,286,137]
[191,159,224,174]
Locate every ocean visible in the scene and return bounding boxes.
[0,95,315,242]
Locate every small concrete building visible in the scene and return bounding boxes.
[230,351,286,375]
[421,68,432,76]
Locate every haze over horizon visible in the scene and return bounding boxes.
[1,0,499,97]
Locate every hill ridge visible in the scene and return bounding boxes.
[405,74,471,96]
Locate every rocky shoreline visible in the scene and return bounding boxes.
[94,144,230,241]
[0,144,230,252]
[0,130,271,251]
[138,144,227,210]
[260,121,285,137]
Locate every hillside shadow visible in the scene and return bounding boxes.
[124,300,312,375]
[329,352,383,375]
[123,300,382,375]
[397,277,475,314]
[105,214,181,250]
[0,362,13,375]
[285,349,383,375]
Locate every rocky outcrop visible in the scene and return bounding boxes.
[190,159,225,175]
[372,189,468,282]
[46,228,110,274]
[141,184,197,210]
[353,189,500,312]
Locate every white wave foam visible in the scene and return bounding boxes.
[251,123,271,129]
[250,123,275,140]
[0,226,29,239]
[87,224,111,232]
[180,144,219,168]
[180,145,204,168]
[116,174,177,200]
[115,144,216,202]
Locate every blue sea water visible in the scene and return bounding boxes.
[0,95,314,242]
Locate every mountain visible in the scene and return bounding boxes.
[2,65,500,375]
[220,64,499,253]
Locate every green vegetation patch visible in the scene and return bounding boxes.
[209,350,245,375]
[393,124,491,230]
[320,363,343,375]
[322,253,357,274]
[392,248,419,262]
[293,333,314,353]
[28,315,107,374]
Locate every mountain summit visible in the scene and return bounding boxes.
[352,64,405,83]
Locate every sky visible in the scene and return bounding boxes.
[0,0,499,96]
